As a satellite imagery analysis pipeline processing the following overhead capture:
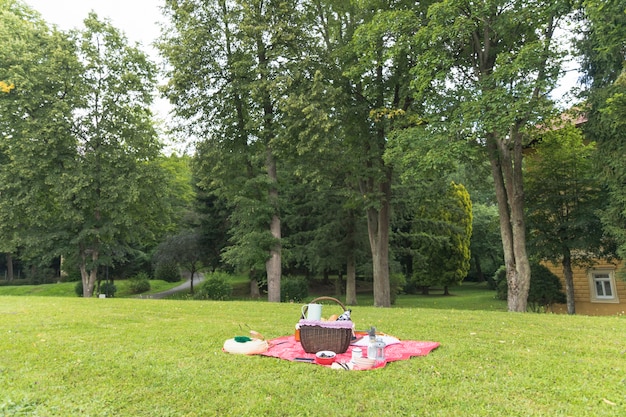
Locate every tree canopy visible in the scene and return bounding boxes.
[3,0,626,312]
[1,2,178,294]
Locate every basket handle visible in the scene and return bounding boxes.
[309,296,348,312]
[301,296,347,319]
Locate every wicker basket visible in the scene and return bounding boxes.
[299,297,352,354]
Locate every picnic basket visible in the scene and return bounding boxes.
[299,296,352,354]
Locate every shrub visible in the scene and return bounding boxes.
[129,272,151,294]
[74,281,83,297]
[195,272,232,300]
[527,264,566,312]
[154,262,181,283]
[99,282,117,298]
[280,276,308,302]
[494,263,567,312]
[494,266,507,300]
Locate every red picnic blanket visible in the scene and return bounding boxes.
[259,335,439,370]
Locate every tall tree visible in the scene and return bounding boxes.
[525,122,611,314]
[160,0,307,302]
[403,181,472,295]
[304,0,430,306]
[577,0,626,262]
[414,0,571,311]
[577,0,626,89]
[60,13,166,297]
[0,0,82,279]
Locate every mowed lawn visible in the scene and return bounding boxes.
[0,290,624,416]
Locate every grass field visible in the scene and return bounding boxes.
[0,286,624,416]
[0,279,184,298]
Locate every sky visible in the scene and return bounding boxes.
[25,0,163,54]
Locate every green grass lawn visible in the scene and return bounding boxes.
[0,279,184,298]
[0,292,624,416]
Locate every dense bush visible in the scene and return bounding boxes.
[154,262,181,283]
[195,272,232,300]
[494,263,566,311]
[74,281,83,297]
[526,264,567,312]
[494,266,507,300]
[129,272,151,294]
[99,282,117,298]
[280,276,308,302]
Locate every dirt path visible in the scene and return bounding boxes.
[138,272,205,299]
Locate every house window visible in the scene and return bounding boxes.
[589,269,619,303]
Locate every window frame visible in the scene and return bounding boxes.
[588,269,620,304]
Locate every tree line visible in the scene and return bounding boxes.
[1,0,625,312]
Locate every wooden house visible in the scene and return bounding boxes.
[545,261,626,315]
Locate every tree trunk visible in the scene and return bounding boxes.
[561,251,576,315]
[363,43,392,308]
[189,269,196,295]
[488,131,531,312]
[80,248,99,298]
[345,252,357,305]
[6,252,13,282]
[366,175,392,307]
[265,148,281,303]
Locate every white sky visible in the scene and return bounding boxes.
[25,0,163,54]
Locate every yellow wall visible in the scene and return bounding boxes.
[545,260,626,316]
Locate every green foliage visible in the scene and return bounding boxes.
[413,0,571,312]
[154,261,181,283]
[99,282,117,298]
[153,231,207,295]
[280,276,309,303]
[74,281,83,297]
[410,182,473,290]
[525,123,608,261]
[195,272,233,301]
[468,203,503,282]
[129,272,151,294]
[493,266,508,300]
[389,273,406,305]
[62,269,82,283]
[0,5,175,298]
[495,263,567,312]
[0,1,82,265]
[23,266,56,285]
[160,0,302,302]
[526,264,567,312]
[586,72,626,262]
[570,0,626,277]
[577,0,626,88]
